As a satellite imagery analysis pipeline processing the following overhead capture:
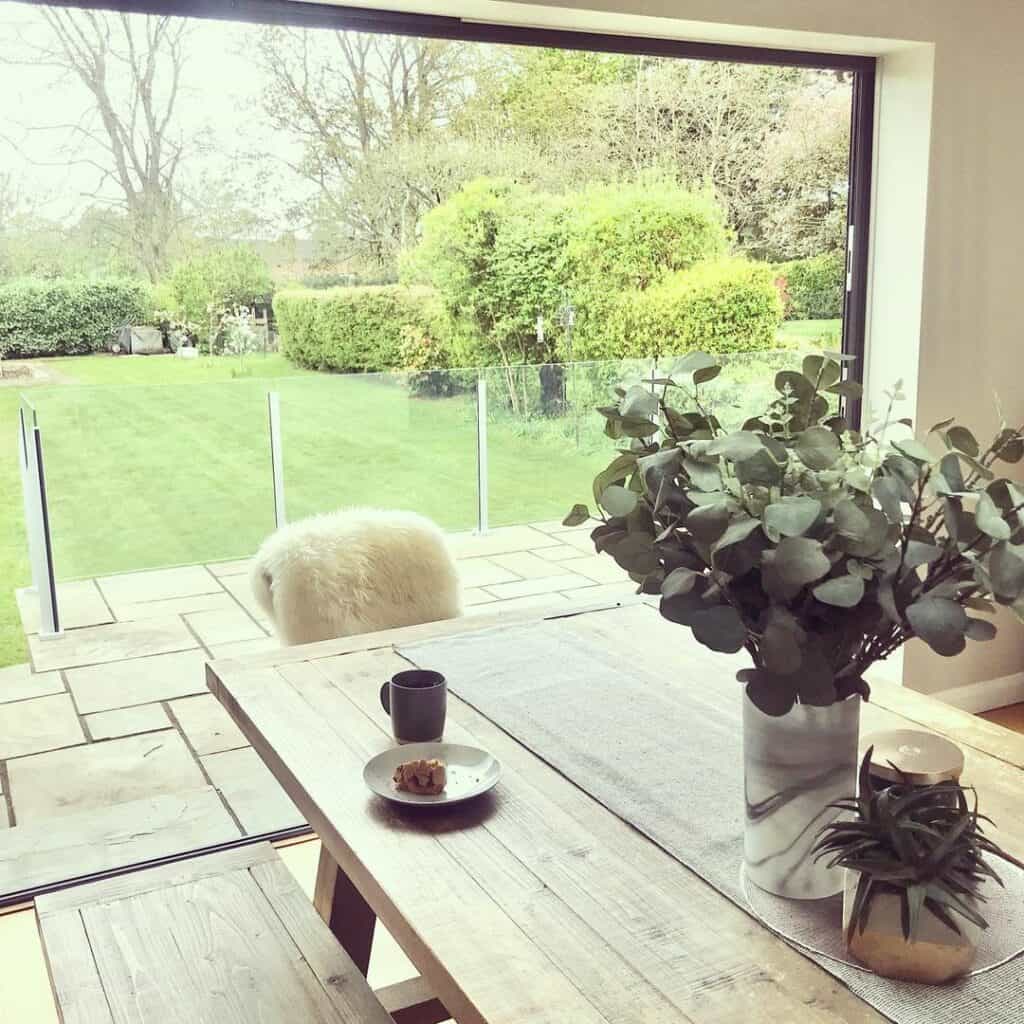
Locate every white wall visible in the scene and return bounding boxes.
[320,0,1024,699]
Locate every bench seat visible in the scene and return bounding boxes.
[35,844,399,1023]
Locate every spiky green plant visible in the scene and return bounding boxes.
[813,747,1023,942]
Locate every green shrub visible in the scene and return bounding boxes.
[168,247,273,337]
[274,285,440,373]
[0,277,150,358]
[575,259,782,361]
[776,250,845,320]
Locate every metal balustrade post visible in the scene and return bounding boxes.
[268,391,287,529]
[18,406,61,638]
[476,374,489,535]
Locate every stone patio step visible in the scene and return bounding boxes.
[0,787,240,897]
[29,616,198,673]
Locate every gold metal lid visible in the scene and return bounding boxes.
[865,729,965,785]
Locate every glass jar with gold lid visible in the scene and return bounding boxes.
[864,729,964,789]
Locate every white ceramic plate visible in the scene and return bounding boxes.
[363,742,501,806]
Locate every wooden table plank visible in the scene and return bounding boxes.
[209,600,1022,1024]
[315,647,884,1024]
[210,660,617,1024]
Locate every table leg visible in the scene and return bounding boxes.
[313,844,376,976]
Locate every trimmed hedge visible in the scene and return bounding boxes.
[274,285,440,373]
[0,278,151,358]
[776,250,844,320]
[575,259,782,361]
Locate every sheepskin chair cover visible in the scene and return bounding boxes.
[251,508,462,646]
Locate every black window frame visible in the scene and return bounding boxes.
[1,0,876,907]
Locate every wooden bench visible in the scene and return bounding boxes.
[35,843,447,1023]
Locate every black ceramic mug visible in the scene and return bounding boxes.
[380,669,447,743]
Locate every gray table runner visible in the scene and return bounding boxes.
[399,617,1024,1024]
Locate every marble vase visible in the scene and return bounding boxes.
[743,694,861,899]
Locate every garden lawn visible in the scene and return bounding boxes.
[1,352,606,667]
[0,323,833,668]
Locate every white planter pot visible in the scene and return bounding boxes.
[842,869,980,982]
[743,693,860,899]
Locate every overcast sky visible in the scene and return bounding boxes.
[0,2,309,232]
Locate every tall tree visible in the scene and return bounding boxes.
[6,9,189,281]
[256,27,480,269]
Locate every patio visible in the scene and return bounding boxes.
[0,519,635,897]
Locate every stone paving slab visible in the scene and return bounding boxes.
[169,694,248,756]
[0,789,239,895]
[29,616,198,673]
[96,565,220,606]
[455,557,519,589]
[484,574,596,600]
[184,606,266,647]
[529,519,592,534]
[488,550,570,580]
[567,554,632,584]
[109,590,236,623]
[16,581,112,635]
[0,694,84,760]
[533,543,590,562]
[201,746,304,834]
[207,636,280,659]
[0,664,63,705]
[207,559,252,578]
[66,650,209,714]
[7,730,207,824]
[462,588,498,607]
[84,704,170,741]
[447,525,559,558]
[219,575,271,627]
[465,592,571,616]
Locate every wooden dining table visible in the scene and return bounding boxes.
[206,596,1024,1024]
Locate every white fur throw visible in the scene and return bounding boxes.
[250,508,462,646]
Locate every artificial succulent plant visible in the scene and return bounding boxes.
[812,747,1022,940]
[565,351,1024,715]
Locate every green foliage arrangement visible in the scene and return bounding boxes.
[565,352,1024,716]
[0,277,150,358]
[813,748,1023,941]
[168,247,273,338]
[274,285,440,373]
[777,251,845,320]
[585,259,782,361]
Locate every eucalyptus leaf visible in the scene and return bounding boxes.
[833,499,871,541]
[802,355,841,388]
[620,385,659,419]
[686,502,731,545]
[827,379,864,401]
[989,542,1024,600]
[711,516,762,552]
[976,491,1011,541]
[906,598,969,656]
[682,457,722,493]
[611,533,660,575]
[760,615,804,675]
[689,605,746,653]
[599,485,639,517]
[795,426,841,470]
[562,504,589,527]
[946,425,980,457]
[672,351,719,378]
[763,497,821,540]
[872,477,904,524]
[813,574,865,608]
[693,364,722,385]
[894,438,935,464]
[965,618,997,642]
[705,431,764,462]
[741,669,797,717]
[993,427,1024,463]
[903,540,943,569]
[774,536,832,587]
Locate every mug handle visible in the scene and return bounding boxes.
[380,682,391,714]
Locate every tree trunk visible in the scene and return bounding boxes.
[539,363,566,417]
